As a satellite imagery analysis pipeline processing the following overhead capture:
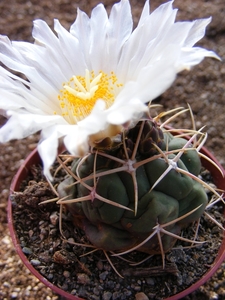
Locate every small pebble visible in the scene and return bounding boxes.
[124,289,132,297]
[63,270,71,278]
[3,282,11,288]
[134,285,142,292]
[112,291,122,300]
[209,291,219,300]
[2,236,11,245]
[50,212,59,226]
[30,259,41,266]
[135,292,149,300]
[97,260,104,270]
[93,287,100,296]
[11,292,18,298]
[102,291,112,300]
[28,229,34,238]
[47,274,54,280]
[49,228,58,236]
[77,273,90,284]
[22,247,33,255]
[99,271,108,280]
[106,280,115,289]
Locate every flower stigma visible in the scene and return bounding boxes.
[57,69,123,124]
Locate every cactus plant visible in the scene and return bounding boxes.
[56,107,223,271]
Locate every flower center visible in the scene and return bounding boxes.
[57,70,123,124]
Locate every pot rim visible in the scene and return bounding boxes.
[7,146,225,300]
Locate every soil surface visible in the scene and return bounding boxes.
[0,0,225,300]
[10,156,225,300]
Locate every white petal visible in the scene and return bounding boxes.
[0,69,60,115]
[117,1,177,79]
[0,111,66,143]
[54,19,87,75]
[107,98,147,125]
[183,17,212,47]
[38,124,72,179]
[177,47,220,71]
[32,20,73,79]
[106,0,133,71]
[77,100,107,133]
[38,130,59,180]
[88,4,109,71]
[0,49,60,97]
[70,9,91,70]
[116,44,179,105]
[108,0,133,46]
[64,126,89,157]
[137,0,150,27]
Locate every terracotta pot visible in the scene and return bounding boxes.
[8,146,225,300]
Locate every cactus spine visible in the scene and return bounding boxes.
[58,113,209,259]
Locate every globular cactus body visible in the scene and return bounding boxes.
[58,120,208,254]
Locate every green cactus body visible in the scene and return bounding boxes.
[80,172,129,225]
[144,154,193,200]
[58,120,208,254]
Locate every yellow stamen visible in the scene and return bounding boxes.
[57,70,123,124]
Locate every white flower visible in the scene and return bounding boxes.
[0,0,219,179]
